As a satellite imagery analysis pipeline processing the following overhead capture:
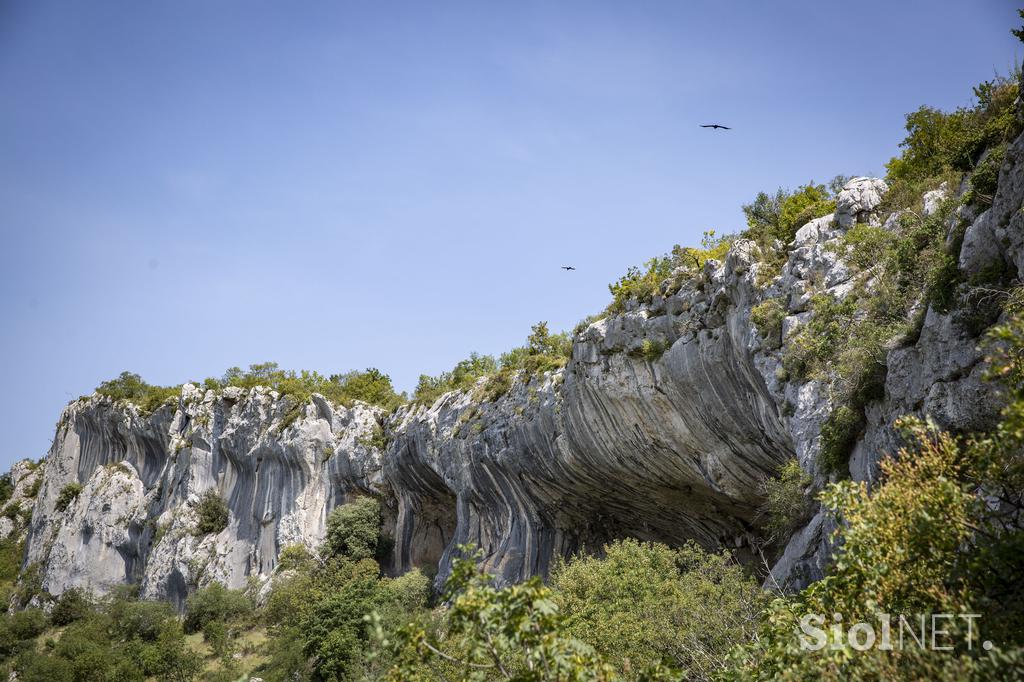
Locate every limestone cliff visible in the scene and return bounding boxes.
[10,130,1024,606]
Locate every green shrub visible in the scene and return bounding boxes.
[885,76,1020,190]
[499,321,572,375]
[375,545,626,681]
[2,501,20,521]
[193,489,229,536]
[96,371,179,414]
[742,181,839,247]
[325,368,407,411]
[637,338,669,361]
[607,255,675,313]
[106,593,177,642]
[413,352,497,405]
[183,582,253,633]
[761,459,812,539]
[0,474,12,507]
[323,497,382,562]
[628,338,669,361]
[25,476,41,499]
[966,142,1007,207]
[607,231,733,313]
[819,405,864,476]
[50,588,94,626]
[750,298,787,348]
[741,181,843,286]
[552,539,766,680]
[573,313,603,336]
[276,544,315,573]
[55,483,83,512]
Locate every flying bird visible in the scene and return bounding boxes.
[700,124,731,130]
[561,266,576,271]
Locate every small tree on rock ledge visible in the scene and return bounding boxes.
[194,489,229,536]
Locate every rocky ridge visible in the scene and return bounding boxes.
[8,131,1024,606]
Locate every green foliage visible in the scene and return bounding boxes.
[607,255,675,314]
[277,544,316,573]
[965,142,1007,207]
[742,181,837,247]
[0,536,24,606]
[413,352,498,405]
[193,489,229,536]
[2,501,19,521]
[54,482,83,512]
[573,313,603,336]
[96,363,408,427]
[740,181,842,286]
[184,582,253,634]
[415,323,572,406]
[885,76,1020,188]
[260,548,432,681]
[50,588,94,626]
[325,368,407,412]
[25,476,41,498]
[0,608,47,659]
[0,474,13,508]
[373,545,625,681]
[323,497,383,562]
[607,231,733,313]
[499,321,573,375]
[97,371,180,414]
[818,405,864,476]
[552,539,767,680]
[218,363,407,420]
[786,195,964,473]
[629,338,669,362]
[727,287,1024,679]
[2,589,202,682]
[761,459,812,540]
[750,298,786,349]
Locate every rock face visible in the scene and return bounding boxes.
[11,133,1024,604]
[0,459,44,543]
[23,386,383,607]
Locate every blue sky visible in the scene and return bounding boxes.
[0,1,1020,469]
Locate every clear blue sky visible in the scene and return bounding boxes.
[0,1,1020,469]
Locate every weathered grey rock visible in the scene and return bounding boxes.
[23,387,384,606]
[835,177,888,228]
[0,459,43,542]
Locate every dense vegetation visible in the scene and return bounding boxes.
[413,321,572,405]
[96,364,408,418]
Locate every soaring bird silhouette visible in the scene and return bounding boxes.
[561,266,576,271]
[700,124,731,130]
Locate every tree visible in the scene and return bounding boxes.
[193,489,229,535]
[372,545,628,681]
[553,539,766,680]
[323,497,382,562]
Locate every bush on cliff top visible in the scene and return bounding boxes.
[97,371,180,414]
[414,321,572,405]
[412,352,497,405]
[96,363,408,419]
[606,230,732,313]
